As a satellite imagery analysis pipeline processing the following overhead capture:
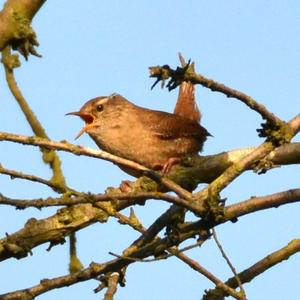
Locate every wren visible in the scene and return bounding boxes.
[67,93,210,175]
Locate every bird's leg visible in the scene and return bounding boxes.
[161,157,181,175]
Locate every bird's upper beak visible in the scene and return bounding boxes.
[66,111,96,139]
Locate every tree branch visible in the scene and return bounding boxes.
[289,113,300,135]
[2,47,67,190]
[103,272,120,300]
[0,131,299,189]
[212,228,245,296]
[172,249,246,300]
[1,187,299,298]
[182,188,300,235]
[0,131,195,201]
[225,188,300,219]
[0,164,74,194]
[0,192,184,209]
[203,239,300,299]
[149,62,283,127]
[0,0,45,58]
[190,115,298,216]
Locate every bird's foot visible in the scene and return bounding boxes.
[119,180,134,193]
[161,157,181,175]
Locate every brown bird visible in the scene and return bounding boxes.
[67,93,210,175]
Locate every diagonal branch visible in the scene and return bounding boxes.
[172,249,246,300]
[149,62,284,127]
[289,113,300,135]
[193,141,277,216]
[212,228,245,295]
[191,116,298,216]
[203,239,300,299]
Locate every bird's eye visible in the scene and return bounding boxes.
[96,104,103,112]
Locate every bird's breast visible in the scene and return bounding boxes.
[89,124,201,169]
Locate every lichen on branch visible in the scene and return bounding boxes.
[0,0,45,59]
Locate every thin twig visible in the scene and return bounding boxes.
[212,228,245,295]
[0,131,145,169]
[0,163,75,194]
[2,47,66,190]
[0,192,187,209]
[108,252,155,262]
[95,204,146,235]
[109,239,207,263]
[204,239,300,299]
[181,188,300,235]
[149,63,282,126]
[171,249,246,300]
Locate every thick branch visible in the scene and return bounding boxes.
[1,186,299,262]
[0,188,299,298]
[225,188,300,219]
[0,132,299,190]
[103,273,120,300]
[0,0,45,57]
[0,203,108,261]
[289,113,300,135]
[190,142,278,216]
[189,115,298,216]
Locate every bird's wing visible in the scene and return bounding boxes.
[138,108,210,141]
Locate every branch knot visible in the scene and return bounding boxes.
[149,59,193,90]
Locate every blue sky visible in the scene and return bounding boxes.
[0,1,300,299]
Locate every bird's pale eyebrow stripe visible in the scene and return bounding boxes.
[96,98,109,105]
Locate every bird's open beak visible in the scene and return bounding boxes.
[66,111,95,139]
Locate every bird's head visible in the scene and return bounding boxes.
[66,93,127,139]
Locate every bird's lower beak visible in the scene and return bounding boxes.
[66,111,96,139]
